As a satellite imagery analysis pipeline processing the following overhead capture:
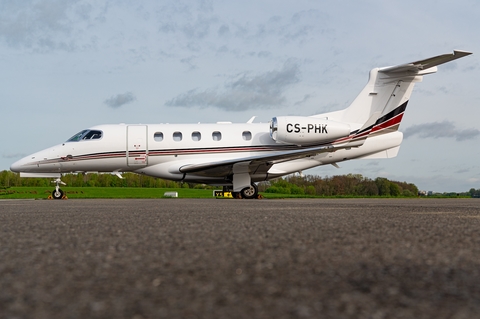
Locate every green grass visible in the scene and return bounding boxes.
[0,187,216,199]
[1,187,470,200]
[0,187,347,199]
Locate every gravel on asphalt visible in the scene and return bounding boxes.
[1,198,479,319]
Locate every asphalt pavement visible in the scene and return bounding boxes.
[1,198,479,319]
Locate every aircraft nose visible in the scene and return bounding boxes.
[10,155,31,172]
[10,158,24,172]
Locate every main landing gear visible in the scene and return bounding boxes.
[51,178,66,199]
[240,183,259,199]
[224,183,260,199]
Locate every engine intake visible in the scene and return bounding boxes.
[270,116,351,145]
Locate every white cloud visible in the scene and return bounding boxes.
[0,0,98,51]
[165,60,300,111]
[104,92,137,108]
[404,121,480,141]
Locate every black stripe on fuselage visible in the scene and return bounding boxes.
[374,101,408,126]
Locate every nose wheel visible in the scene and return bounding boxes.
[52,188,65,199]
[51,178,66,199]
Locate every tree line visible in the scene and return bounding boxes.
[469,188,480,198]
[0,171,183,189]
[260,174,419,197]
[1,170,476,197]
[1,170,418,196]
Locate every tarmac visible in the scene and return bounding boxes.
[1,198,479,319]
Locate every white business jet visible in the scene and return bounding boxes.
[10,50,472,199]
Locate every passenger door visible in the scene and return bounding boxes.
[127,125,148,167]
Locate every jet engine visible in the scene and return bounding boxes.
[270,116,351,145]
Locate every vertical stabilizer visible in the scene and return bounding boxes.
[321,50,472,135]
[339,67,422,129]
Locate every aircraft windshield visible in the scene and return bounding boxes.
[67,130,103,142]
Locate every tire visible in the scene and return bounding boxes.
[240,183,258,199]
[52,189,64,199]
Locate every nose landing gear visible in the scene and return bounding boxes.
[51,178,67,199]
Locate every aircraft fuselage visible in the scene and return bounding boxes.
[10,122,402,186]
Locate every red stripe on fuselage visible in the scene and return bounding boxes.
[372,113,404,132]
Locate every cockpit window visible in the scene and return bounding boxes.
[67,130,103,142]
[84,130,102,140]
[67,130,88,142]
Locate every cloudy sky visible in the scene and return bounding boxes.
[1,0,479,192]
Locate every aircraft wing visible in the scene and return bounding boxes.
[379,50,472,74]
[177,138,364,177]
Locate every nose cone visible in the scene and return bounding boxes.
[10,157,27,172]
[10,144,65,174]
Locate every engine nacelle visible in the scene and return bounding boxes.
[270,116,351,145]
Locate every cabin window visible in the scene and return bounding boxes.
[154,132,164,142]
[66,129,102,142]
[212,131,222,141]
[192,131,201,141]
[242,131,252,141]
[173,131,183,141]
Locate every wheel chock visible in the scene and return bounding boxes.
[47,195,68,200]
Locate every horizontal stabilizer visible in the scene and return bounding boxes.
[379,50,472,74]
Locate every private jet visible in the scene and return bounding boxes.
[10,50,472,199]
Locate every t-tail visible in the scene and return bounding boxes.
[317,50,472,141]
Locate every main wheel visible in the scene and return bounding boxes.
[240,183,258,199]
[52,189,64,199]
